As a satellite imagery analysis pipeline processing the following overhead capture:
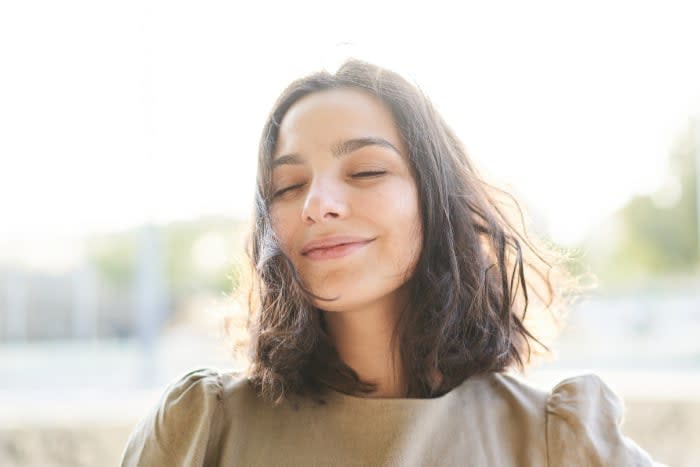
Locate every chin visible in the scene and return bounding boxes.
[311,293,365,313]
[311,295,349,313]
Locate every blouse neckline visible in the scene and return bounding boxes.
[321,372,489,407]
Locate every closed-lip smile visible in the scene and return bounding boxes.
[301,235,374,256]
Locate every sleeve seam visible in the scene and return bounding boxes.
[544,390,551,467]
[202,371,225,465]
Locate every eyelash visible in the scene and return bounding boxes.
[271,171,387,199]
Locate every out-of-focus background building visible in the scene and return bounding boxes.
[1,2,699,466]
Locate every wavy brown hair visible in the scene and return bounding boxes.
[240,58,591,406]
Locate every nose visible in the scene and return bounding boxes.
[301,178,350,224]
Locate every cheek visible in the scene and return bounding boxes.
[379,184,423,266]
[396,207,423,268]
[405,185,423,257]
[269,207,297,255]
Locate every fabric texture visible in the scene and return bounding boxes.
[121,367,666,467]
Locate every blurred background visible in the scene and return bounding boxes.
[1,1,699,466]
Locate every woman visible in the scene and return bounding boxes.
[121,59,665,466]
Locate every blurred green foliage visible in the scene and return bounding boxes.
[86,216,248,308]
[88,232,137,288]
[581,117,699,286]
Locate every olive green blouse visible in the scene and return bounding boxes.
[121,367,665,466]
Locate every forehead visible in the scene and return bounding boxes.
[274,88,405,157]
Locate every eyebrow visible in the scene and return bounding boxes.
[271,136,402,170]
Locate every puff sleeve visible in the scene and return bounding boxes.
[545,373,667,467]
[120,368,225,467]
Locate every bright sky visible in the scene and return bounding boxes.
[1,1,699,256]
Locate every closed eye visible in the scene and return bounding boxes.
[352,171,386,178]
[272,183,304,198]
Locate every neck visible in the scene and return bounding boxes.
[322,293,407,398]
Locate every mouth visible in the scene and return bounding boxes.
[302,239,374,261]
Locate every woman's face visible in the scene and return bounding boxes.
[268,87,422,313]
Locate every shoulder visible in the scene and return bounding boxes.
[545,372,665,466]
[478,371,551,416]
[546,372,618,426]
[487,370,550,399]
[121,367,249,467]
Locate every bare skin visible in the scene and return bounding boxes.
[322,284,409,397]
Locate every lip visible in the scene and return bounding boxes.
[302,240,373,261]
[301,236,374,258]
